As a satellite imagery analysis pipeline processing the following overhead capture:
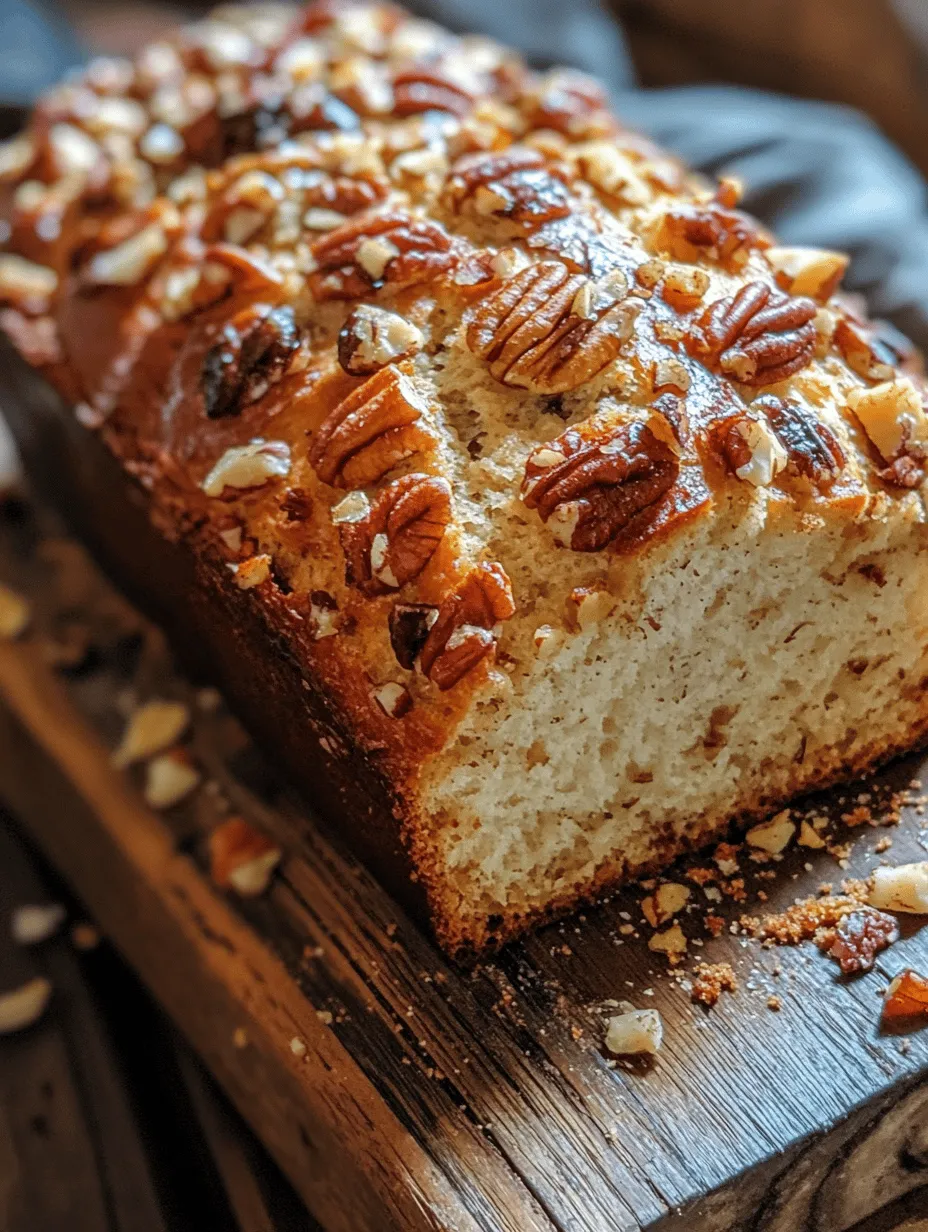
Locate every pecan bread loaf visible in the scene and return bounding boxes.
[3,1,928,957]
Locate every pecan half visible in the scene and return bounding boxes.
[655,202,769,271]
[419,562,515,690]
[389,602,438,669]
[340,474,451,594]
[308,210,456,301]
[522,419,678,551]
[337,303,424,375]
[392,67,474,118]
[687,281,817,386]
[466,261,638,393]
[308,364,431,487]
[754,394,845,486]
[442,149,572,229]
[201,304,300,418]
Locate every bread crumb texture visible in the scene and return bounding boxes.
[3,0,928,953]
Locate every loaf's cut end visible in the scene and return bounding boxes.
[2,1,928,957]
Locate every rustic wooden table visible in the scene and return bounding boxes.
[1,482,928,1232]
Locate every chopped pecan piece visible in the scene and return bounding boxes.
[754,395,845,487]
[308,364,431,487]
[443,148,572,229]
[655,201,770,270]
[340,473,451,594]
[392,67,474,118]
[846,378,928,487]
[466,261,639,393]
[687,281,817,386]
[819,908,899,974]
[834,316,917,382]
[522,419,678,551]
[338,303,424,375]
[389,602,438,669]
[308,210,456,300]
[420,562,515,690]
[882,969,928,1021]
[201,304,300,418]
[523,71,615,139]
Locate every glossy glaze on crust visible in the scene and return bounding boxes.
[3,1,928,955]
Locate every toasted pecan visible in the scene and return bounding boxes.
[340,473,451,593]
[308,363,432,487]
[466,260,638,393]
[308,209,456,300]
[522,419,678,551]
[419,561,515,689]
[687,281,817,387]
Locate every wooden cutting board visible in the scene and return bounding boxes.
[0,490,927,1232]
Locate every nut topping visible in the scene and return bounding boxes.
[419,561,515,689]
[201,439,291,497]
[466,260,639,393]
[392,66,474,118]
[340,473,451,593]
[308,363,432,487]
[522,419,678,550]
[338,303,424,375]
[389,602,439,669]
[687,280,817,386]
[0,255,58,313]
[713,415,787,488]
[753,395,845,487]
[309,209,456,300]
[846,378,928,487]
[201,304,300,418]
[834,316,917,382]
[443,148,572,229]
[653,201,770,271]
[766,245,847,302]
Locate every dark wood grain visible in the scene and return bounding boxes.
[1,495,927,1231]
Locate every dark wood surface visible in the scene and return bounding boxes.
[1,493,928,1231]
[0,811,320,1232]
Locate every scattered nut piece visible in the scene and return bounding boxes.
[746,811,795,854]
[0,583,30,639]
[819,908,899,974]
[882,968,928,1020]
[0,977,52,1034]
[143,747,200,809]
[290,1036,307,1057]
[766,246,848,302]
[604,1008,662,1056]
[112,699,189,768]
[11,903,66,946]
[0,254,58,309]
[798,820,826,849]
[647,922,688,962]
[868,861,928,914]
[642,882,690,928]
[209,816,281,897]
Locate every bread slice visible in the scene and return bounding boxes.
[2,1,928,956]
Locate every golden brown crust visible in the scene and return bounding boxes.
[3,1,928,956]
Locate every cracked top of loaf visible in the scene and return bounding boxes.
[1,0,927,794]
